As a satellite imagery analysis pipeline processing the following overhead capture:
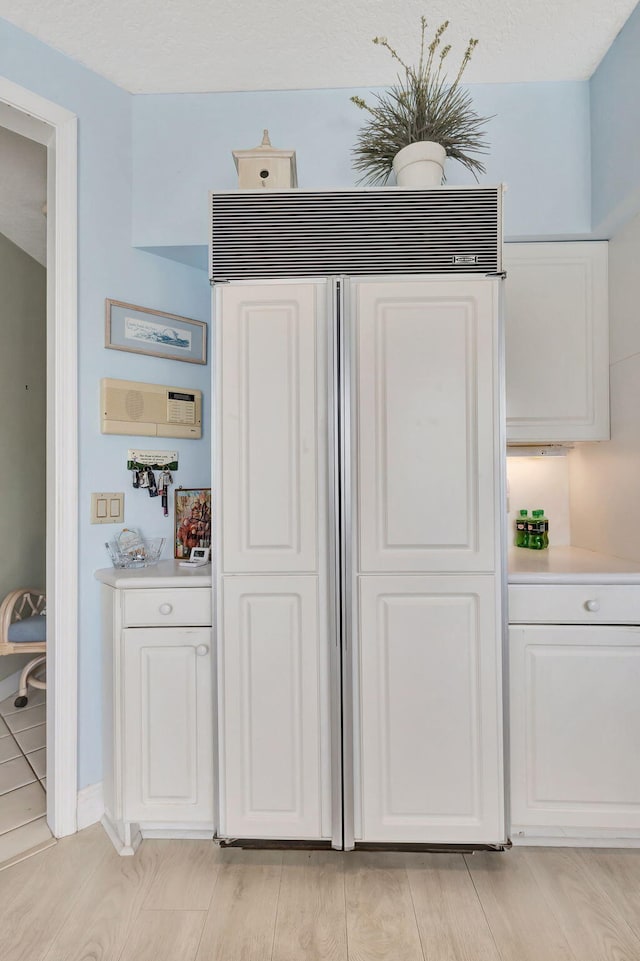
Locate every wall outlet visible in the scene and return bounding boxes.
[91,492,124,524]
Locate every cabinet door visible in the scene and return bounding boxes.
[358,575,504,843]
[504,242,609,442]
[221,575,323,839]
[123,627,214,824]
[219,283,325,573]
[354,278,499,573]
[510,625,640,832]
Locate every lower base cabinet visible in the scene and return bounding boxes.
[122,628,214,824]
[100,579,214,854]
[509,586,640,838]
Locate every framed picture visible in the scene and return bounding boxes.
[105,299,207,365]
[174,488,212,559]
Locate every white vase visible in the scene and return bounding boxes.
[392,141,446,187]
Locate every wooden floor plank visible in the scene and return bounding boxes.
[345,851,424,961]
[405,852,501,961]
[195,848,283,961]
[465,849,577,961]
[523,847,640,961]
[0,824,111,961]
[272,850,348,961]
[118,909,206,961]
[581,848,640,942]
[41,837,163,961]
[142,838,222,911]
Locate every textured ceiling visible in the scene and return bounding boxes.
[0,127,46,266]
[0,0,636,93]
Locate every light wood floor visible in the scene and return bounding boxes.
[2,826,640,961]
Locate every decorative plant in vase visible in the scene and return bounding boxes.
[351,16,490,186]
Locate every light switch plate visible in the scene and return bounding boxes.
[91,492,124,525]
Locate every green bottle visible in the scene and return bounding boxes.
[528,509,547,550]
[537,509,549,549]
[515,509,529,548]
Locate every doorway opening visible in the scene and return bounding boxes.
[0,79,78,854]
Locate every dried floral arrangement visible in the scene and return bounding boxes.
[351,17,491,184]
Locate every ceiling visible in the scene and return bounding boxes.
[0,0,636,94]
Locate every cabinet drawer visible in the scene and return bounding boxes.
[509,584,640,624]
[122,588,211,627]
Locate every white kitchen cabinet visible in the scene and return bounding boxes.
[504,242,609,443]
[97,565,214,854]
[509,582,640,839]
[122,627,213,825]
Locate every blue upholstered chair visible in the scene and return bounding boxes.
[0,588,46,708]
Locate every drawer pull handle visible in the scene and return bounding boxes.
[158,602,173,615]
[196,644,209,656]
[585,599,600,612]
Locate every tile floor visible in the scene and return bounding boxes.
[0,686,53,866]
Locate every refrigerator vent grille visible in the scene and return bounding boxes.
[210,187,502,282]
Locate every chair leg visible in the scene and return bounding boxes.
[14,654,47,708]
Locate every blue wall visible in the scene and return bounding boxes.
[0,18,211,790]
[590,2,640,235]
[132,81,592,262]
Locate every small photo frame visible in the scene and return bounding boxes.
[105,299,207,365]
[174,488,212,559]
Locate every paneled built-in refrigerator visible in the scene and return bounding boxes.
[211,188,507,850]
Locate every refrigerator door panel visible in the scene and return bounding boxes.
[354,277,499,574]
[358,574,504,843]
[216,280,334,840]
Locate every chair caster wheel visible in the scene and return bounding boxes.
[14,696,28,708]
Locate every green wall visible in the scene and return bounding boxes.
[0,232,46,684]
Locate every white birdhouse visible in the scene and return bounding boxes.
[232,130,298,189]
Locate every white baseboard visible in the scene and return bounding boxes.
[77,782,104,831]
[0,669,22,702]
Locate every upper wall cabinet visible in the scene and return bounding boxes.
[504,242,609,443]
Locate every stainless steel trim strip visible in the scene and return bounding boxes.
[327,278,343,850]
[496,277,510,843]
[339,277,356,851]
[211,284,223,838]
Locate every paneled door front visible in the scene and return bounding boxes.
[352,277,504,844]
[358,575,504,843]
[354,278,499,574]
[123,628,214,824]
[219,283,325,574]
[216,281,332,840]
[221,576,324,838]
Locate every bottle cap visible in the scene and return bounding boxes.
[519,509,528,516]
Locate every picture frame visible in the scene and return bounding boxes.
[174,488,212,559]
[105,299,207,365]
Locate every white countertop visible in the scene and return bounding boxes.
[94,560,212,589]
[95,550,640,588]
[508,546,640,584]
